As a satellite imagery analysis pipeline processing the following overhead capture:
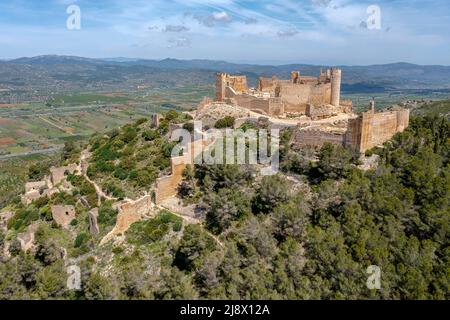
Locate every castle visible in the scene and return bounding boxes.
[214,69,409,153]
[216,69,353,118]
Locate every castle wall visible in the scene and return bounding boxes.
[51,205,76,229]
[216,73,248,102]
[292,109,409,153]
[155,138,206,204]
[280,83,331,113]
[293,128,346,148]
[345,109,410,153]
[100,195,154,244]
[221,69,341,116]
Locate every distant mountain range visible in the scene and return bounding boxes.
[1,55,450,96]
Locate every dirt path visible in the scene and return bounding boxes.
[79,148,224,248]
[38,116,75,136]
[80,149,117,202]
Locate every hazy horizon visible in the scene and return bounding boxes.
[0,0,449,65]
[2,54,450,67]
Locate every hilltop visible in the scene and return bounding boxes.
[0,101,448,299]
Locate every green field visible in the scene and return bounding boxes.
[0,85,214,157]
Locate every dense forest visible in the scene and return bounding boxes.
[0,108,448,300]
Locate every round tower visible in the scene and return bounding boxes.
[330,68,342,107]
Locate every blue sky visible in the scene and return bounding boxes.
[0,0,449,65]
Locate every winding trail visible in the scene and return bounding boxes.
[79,148,224,248]
[80,150,117,202]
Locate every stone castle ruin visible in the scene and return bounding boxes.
[216,69,353,117]
[7,66,411,249]
[214,69,409,153]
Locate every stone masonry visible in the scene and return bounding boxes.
[51,205,76,229]
[216,68,350,117]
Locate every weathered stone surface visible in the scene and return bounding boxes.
[88,208,100,235]
[155,137,210,205]
[293,108,410,153]
[0,211,13,230]
[217,68,345,117]
[151,113,162,127]
[100,195,155,245]
[345,108,410,153]
[25,181,47,193]
[17,223,39,252]
[51,205,76,229]
[21,190,43,206]
[50,163,78,186]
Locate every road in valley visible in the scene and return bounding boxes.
[0,145,63,160]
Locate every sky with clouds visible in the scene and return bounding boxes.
[0,0,449,65]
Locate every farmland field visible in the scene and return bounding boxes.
[0,84,214,157]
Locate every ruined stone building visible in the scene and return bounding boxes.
[293,107,410,153]
[214,69,410,153]
[216,69,353,117]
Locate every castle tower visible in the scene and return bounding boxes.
[331,68,342,107]
[291,71,300,84]
[216,73,226,102]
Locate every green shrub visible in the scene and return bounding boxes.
[142,129,159,141]
[7,206,40,231]
[215,116,235,129]
[126,211,182,245]
[97,203,118,227]
[135,118,148,126]
[74,232,89,248]
[182,122,194,133]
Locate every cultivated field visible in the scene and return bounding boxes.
[0,85,214,157]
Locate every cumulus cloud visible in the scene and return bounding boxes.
[163,25,189,32]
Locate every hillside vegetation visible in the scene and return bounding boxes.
[0,105,448,300]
